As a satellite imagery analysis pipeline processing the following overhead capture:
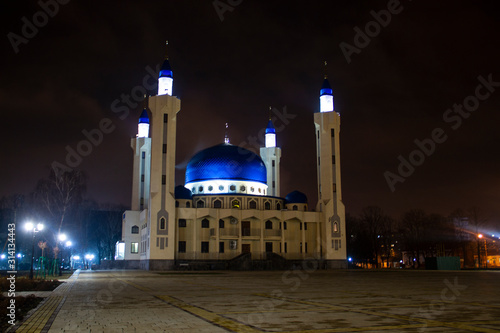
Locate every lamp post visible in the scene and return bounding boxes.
[57,234,68,276]
[25,222,44,279]
[477,234,483,269]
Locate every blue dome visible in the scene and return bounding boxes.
[175,185,192,199]
[185,143,267,184]
[159,59,173,78]
[285,191,308,204]
[320,78,333,96]
[139,108,149,124]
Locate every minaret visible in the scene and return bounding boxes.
[314,62,346,267]
[147,42,181,269]
[131,97,151,211]
[260,107,281,197]
[224,122,230,144]
[158,41,173,96]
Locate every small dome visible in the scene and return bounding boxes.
[175,185,192,200]
[285,191,308,204]
[185,143,267,184]
[265,119,275,134]
[320,78,333,96]
[139,108,149,124]
[159,59,173,78]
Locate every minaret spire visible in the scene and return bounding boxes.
[158,41,173,96]
[137,94,150,138]
[324,60,328,79]
[224,122,230,144]
[320,61,334,113]
[260,107,281,197]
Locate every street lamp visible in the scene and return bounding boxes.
[85,254,94,270]
[477,234,483,269]
[57,234,69,276]
[25,222,44,279]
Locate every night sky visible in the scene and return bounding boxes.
[2,1,500,223]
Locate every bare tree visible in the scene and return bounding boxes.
[360,206,391,268]
[33,168,86,237]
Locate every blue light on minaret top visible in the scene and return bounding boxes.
[265,109,276,148]
[158,41,173,96]
[137,107,150,138]
[320,61,334,113]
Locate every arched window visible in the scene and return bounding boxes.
[214,199,222,208]
[333,222,338,232]
[197,200,205,208]
[175,201,179,207]
[264,202,271,210]
[276,203,281,210]
[249,201,257,209]
[131,225,139,234]
[160,217,166,230]
[201,218,209,228]
[265,220,272,230]
[186,201,191,208]
[293,205,298,211]
[232,200,240,209]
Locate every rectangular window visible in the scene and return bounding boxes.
[178,219,187,228]
[219,242,224,253]
[142,151,145,159]
[178,241,186,253]
[219,219,224,228]
[284,222,287,230]
[332,155,335,164]
[162,175,166,185]
[304,222,307,230]
[335,239,339,250]
[305,242,308,253]
[163,144,167,153]
[272,181,275,188]
[141,174,144,182]
[333,183,336,192]
[284,242,288,253]
[131,242,138,253]
[300,223,302,230]
[331,129,335,137]
[272,160,275,167]
[300,242,303,253]
[201,241,209,253]
[164,114,168,123]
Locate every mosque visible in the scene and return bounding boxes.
[116,46,347,270]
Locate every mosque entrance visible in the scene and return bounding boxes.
[242,244,251,253]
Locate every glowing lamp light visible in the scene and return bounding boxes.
[478,234,483,239]
[348,257,352,262]
[17,253,22,258]
[66,241,72,247]
[72,255,80,260]
[58,234,67,242]
[0,254,5,259]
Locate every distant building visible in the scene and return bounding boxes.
[117,45,347,270]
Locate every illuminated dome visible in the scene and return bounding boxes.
[185,143,268,196]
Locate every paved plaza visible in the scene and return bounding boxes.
[10,268,500,332]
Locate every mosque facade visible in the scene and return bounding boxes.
[116,47,347,270]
